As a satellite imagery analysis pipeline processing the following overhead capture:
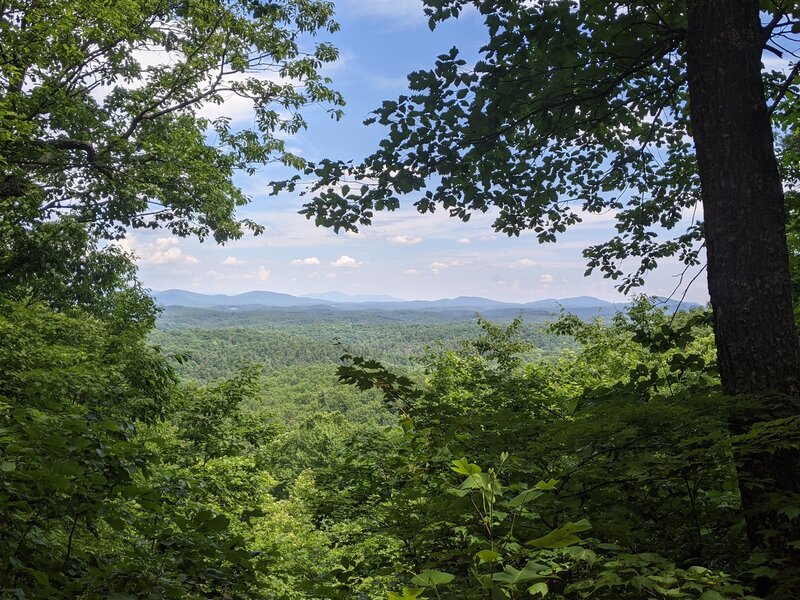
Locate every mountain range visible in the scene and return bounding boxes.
[152,289,701,320]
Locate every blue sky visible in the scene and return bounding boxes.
[123,0,710,303]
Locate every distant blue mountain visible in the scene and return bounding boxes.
[153,289,326,308]
[421,296,516,308]
[300,291,403,303]
[524,296,616,311]
[152,289,702,314]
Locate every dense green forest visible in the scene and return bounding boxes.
[8,287,768,599]
[150,310,570,380]
[3,0,800,599]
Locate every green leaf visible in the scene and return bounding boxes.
[104,515,126,531]
[779,505,800,520]
[412,570,455,587]
[747,566,779,579]
[568,547,597,565]
[528,582,549,596]
[195,511,230,533]
[388,587,426,599]
[460,472,491,491]
[506,488,543,508]
[477,549,501,563]
[535,479,559,490]
[492,561,548,584]
[451,457,481,475]
[527,519,591,548]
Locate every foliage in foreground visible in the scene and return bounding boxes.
[331,307,767,598]
[5,280,799,597]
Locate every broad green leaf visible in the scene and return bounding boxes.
[451,457,482,475]
[779,505,800,520]
[535,479,559,490]
[527,519,591,548]
[506,488,543,508]
[492,561,548,584]
[477,549,501,563]
[460,472,491,490]
[412,570,455,587]
[747,566,779,579]
[528,582,549,596]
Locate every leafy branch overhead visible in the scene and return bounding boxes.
[295,0,800,291]
[1,0,343,242]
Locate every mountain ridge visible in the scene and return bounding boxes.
[299,291,402,303]
[152,289,701,314]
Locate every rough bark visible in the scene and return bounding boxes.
[686,0,800,593]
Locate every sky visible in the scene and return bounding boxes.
[123,0,710,303]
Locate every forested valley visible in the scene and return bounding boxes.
[6,283,758,599]
[3,0,800,598]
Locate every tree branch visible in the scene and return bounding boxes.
[121,15,227,140]
[34,138,115,181]
[762,4,788,45]
[768,61,800,115]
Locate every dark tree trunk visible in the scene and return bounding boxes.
[686,0,800,593]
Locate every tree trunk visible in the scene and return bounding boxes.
[686,0,800,594]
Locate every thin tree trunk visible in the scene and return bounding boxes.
[685,0,800,594]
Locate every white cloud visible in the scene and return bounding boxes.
[115,235,199,265]
[429,259,472,274]
[457,237,471,244]
[325,272,337,279]
[232,202,350,250]
[242,266,271,282]
[403,269,420,275]
[223,256,245,265]
[517,258,538,267]
[539,274,554,284]
[387,235,423,245]
[367,204,498,242]
[370,75,412,91]
[151,248,184,264]
[290,256,321,266]
[331,255,362,268]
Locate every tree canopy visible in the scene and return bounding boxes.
[1,0,342,242]
[298,0,799,290]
